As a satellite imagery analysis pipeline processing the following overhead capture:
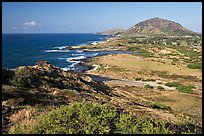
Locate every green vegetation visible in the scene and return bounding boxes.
[11,67,39,89]
[177,85,195,94]
[165,82,182,87]
[168,45,202,64]
[123,36,201,47]
[144,84,154,89]
[187,63,202,70]
[10,102,173,134]
[157,86,165,91]
[127,47,152,57]
[165,82,195,94]
[134,77,143,81]
[2,85,19,101]
[152,102,171,111]
[134,77,156,82]
[142,79,156,82]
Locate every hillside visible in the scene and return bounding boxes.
[122,17,199,36]
[2,58,202,134]
[96,28,125,36]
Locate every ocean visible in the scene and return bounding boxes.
[2,33,127,72]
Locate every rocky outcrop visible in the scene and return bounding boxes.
[3,60,111,95]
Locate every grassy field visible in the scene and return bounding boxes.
[89,54,201,82]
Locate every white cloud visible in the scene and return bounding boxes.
[23,21,40,27]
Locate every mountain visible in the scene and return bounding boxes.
[96,28,125,36]
[122,17,199,36]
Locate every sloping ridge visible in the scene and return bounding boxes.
[96,28,125,36]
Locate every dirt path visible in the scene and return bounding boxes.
[88,74,176,91]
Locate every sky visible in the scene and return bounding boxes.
[2,2,202,33]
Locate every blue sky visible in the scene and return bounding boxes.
[2,2,202,33]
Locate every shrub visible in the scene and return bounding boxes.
[2,85,19,101]
[10,102,173,134]
[165,82,182,87]
[115,114,171,134]
[157,86,165,91]
[165,82,195,94]
[187,63,202,70]
[134,77,143,81]
[11,67,39,89]
[176,85,195,94]
[152,102,171,111]
[127,47,152,57]
[142,79,156,82]
[25,102,118,134]
[144,84,154,89]
[127,47,140,52]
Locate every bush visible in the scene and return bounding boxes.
[157,86,165,91]
[187,63,202,70]
[11,67,39,89]
[115,114,171,134]
[134,77,143,81]
[144,84,154,89]
[2,85,19,101]
[176,85,195,94]
[152,102,171,111]
[165,82,195,94]
[165,82,182,87]
[127,47,152,57]
[10,102,173,134]
[27,102,118,134]
[142,79,156,82]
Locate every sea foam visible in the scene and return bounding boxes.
[53,46,68,50]
[66,56,86,62]
[44,49,70,52]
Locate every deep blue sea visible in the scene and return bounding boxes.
[2,33,122,71]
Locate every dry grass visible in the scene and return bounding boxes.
[8,105,56,134]
[9,106,38,134]
[143,91,202,123]
[89,54,201,82]
[9,106,37,124]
